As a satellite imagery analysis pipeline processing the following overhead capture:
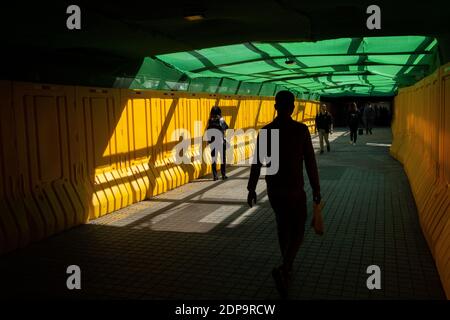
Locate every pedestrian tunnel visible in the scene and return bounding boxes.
[0,34,449,298]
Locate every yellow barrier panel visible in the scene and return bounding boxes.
[391,63,450,298]
[0,80,30,252]
[76,86,125,219]
[12,83,87,240]
[0,82,318,255]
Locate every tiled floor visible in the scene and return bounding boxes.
[0,128,445,299]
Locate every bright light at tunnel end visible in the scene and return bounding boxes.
[366,142,392,147]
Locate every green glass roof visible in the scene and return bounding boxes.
[132,36,440,97]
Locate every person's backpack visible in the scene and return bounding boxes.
[206,117,228,144]
[208,117,222,131]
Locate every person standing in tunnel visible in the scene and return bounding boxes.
[348,102,360,145]
[363,103,375,135]
[315,103,333,154]
[246,90,323,298]
[206,106,229,180]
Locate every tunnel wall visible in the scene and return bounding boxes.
[391,63,450,298]
[0,81,319,254]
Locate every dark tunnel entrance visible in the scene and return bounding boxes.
[320,96,394,128]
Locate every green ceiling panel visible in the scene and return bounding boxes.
[148,36,440,97]
[366,65,404,77]
[197,44,263,65]
[254,38,354,56]
[220,60,281,74]
[357,36,430,53]
[367,54,413,65]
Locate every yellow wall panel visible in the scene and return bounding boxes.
[0,82,318,255]
[12,83,89,239]
[442,73,450,184]
[391,63,450,298]
[0,80,28,251]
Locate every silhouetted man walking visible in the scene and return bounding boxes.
[246,91,322,298]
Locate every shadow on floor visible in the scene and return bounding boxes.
[0,128,445,300]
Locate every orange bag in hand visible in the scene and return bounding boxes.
[311,202,324,235]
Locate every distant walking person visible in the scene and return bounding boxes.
[206,106,229,180]
[247,91,323,298]
[363,103,375,135]
[315,104,333,154]
[348,103,360,145]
